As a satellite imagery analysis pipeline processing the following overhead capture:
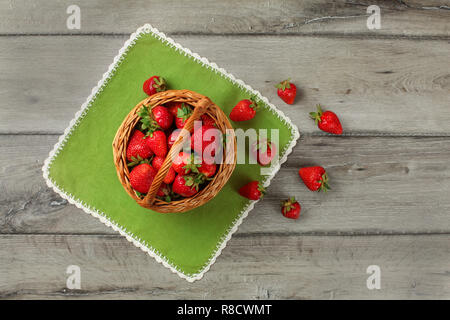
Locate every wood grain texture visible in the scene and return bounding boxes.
[0,36,449,134]
[0,0,449,36]
[0,234,448,299]
[1,0,449,300]
[2,135,450,235]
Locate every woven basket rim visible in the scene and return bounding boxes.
[112,89,236,213]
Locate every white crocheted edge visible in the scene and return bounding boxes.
[42,24,300,282]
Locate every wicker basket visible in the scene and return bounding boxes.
[112,89,237,213]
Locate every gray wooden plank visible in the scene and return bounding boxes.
[0,0,449,36]
[2,135,450,235]
[0,233,448,299]
[0,36,449,134]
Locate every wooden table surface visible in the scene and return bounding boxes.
[1,0,449,299]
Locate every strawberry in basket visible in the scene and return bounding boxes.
[138,106,168,157]
[126,130,153,163]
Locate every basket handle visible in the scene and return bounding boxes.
[142,97,212,206]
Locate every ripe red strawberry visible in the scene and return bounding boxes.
[130,163,156,194]
[298,166,330,192]
[191,124,219,156]
[281,197,301,219]
[146,130,167,157]
[157,183,170,197]
[250,138,276,166]
[143,76,166,96]
[167,102,181,116]
[172,174,201,197]
[151,156,165,171]
[239,181,265,200]
[175,104,193,129]
[152,156,176,184]
[137,105,168,157]
[201,114,216,127]
[310,104,343,135]
[198,161,217,178]
[152,105,173,130]
[163,167,176,184]
[172,152,199,175]
[126,130,153,162]
[229,98,258,122]
[275,78,297,105]
[167,130,181,150]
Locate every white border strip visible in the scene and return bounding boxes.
[42,24,300,282]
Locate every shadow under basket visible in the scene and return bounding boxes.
[112,89,237,213]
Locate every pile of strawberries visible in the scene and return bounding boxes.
[126,76,219,202]
[133,75,343,219]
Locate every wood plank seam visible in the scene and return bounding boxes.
[0,33,449,41]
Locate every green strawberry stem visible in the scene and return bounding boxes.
[275,78,291,91]
[177,103,193,120]
[258,183,266,197]
[182,154,200,174]
[249,96,260,112]
[319,172,330,192]
[309,104,324,125]
[135,191,144,198]
[282,197,297,212]
[183,174,205,191]
[153,76,167,92]
[127,155,152,167]
[138,106,161,136]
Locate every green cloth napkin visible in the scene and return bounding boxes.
[43,24,299,282]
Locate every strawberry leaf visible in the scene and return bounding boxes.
[152,76,167,92]
[249,96,260,111]
[318,172,330,192]
[176,103,192,120]
[135,191,144,198]
[310,105,324,125]
[275,78,291,91]
[138,106,161,136]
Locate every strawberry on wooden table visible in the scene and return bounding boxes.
[229,98,258,122]
[298,166,330,192]
[143,75,166,96]
[310,104,343,135]
[275,78,297,105]
[239,181,265,200]
[126,130,153,162]
[250,138,276,166]
[152,105,173,130]
[129,163,156,194]
[281,197,301,219]
[172,174,201,197]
